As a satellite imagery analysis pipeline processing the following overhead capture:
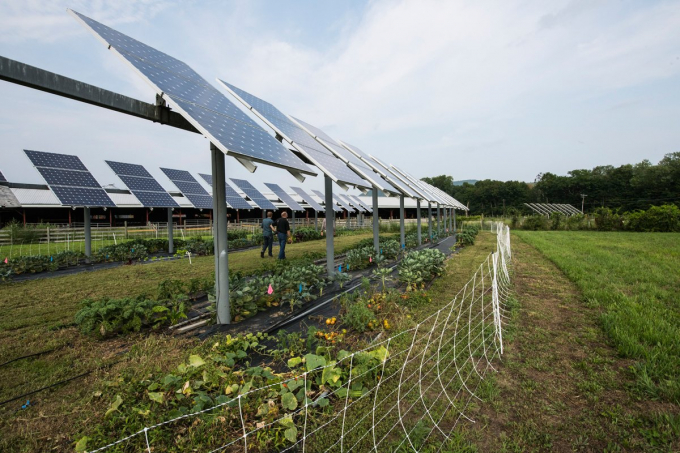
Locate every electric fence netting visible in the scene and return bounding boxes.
[87,223,513,453]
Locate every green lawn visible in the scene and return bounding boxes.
[514,231,680,403]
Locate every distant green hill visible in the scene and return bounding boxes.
[453,179,478,186]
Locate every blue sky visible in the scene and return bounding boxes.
[0,0,678,194]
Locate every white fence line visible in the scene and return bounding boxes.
[85,223,513,452]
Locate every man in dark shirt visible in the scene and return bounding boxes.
[275,211,292,259]
[261,211,275,258]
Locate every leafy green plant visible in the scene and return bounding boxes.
[398,249,446,291]
[341,299,375,332]
[74,296,161,338]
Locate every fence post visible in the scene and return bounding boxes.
[124,221,128,239]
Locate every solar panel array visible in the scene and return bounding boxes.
[332,193,355,212]
[160,168,213,209]
[264,183,304,211]
[70,10,315,177]
[230,178,277,210]
[290,186,324,211]
[390,165,447,205]
[338,193,364,212]
[291,117,399,195]
[218,80,371,189]
[198,173,253,210]
[24,150,115,207]
[106,161,178,208]
[312,189,343,212]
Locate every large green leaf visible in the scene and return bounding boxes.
[148,392,164,404]
[105,395,123,417]
[285,426,298,443]
[189,354,206,368]
[281,392,298,411]
[304,353,326,372]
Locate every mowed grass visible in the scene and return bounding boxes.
[514,231,680,403]
[0,233,373,408]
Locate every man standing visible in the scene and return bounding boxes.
[261,211,275,258]
[275,211,292,260]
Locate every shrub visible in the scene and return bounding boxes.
[522,215,549,231]
[565,214,587,230]
[594,208,624,231]
[341,298,375,332]
[293,227,322,242]
[74,296,161,338]
[550,212,565,230]
[626,204,680,232]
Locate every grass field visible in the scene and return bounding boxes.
[461,231,680,452]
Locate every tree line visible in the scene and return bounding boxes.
[422,152,680,215]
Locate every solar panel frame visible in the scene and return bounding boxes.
[198,173,253,210]
[312,189,343,212]
[290,186,324,211]
[217,80,372,189]
[349,195,373,213]
[230,178,278,210]
[106,160,179,208]
[390,166,448,206]
[338,193,364,213]
[70,10,316,177]
[25,150,115,207]
[160,167,213,209]
[264,183,304,211]
[368,156,431,202]
[332,193,355,212]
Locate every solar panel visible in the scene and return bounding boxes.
[24,150,115,207]
[290,117,400,195]
[312,189,343,212]
[333,193,355,212]
[160,167,213,209]
[230,178,277,210]
[199,173,253,210]
[290,186,324,211]
[217,80,371,189]
[106,161,179,208]
[390,166,446,205]
[0,185,20,208]
[0,170,6,182]
[70,10,315,177]
[349,195,373,213]
[264,183,304,211]
[338,193,363,212]
[367,155,424,199]
[25,150,87,171]
[338,141,411,196]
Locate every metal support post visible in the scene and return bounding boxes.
[84,207,91,259]
[428,202,432,241]
[437,203,441,238]
[167,208,174,254]
[314,210,318,232]
[291,211,296,233]
[444,207,448,235]
[453,209,457,242]
[211,143,230,325]
[372,188,380,255]
[416,199,422,246]
[400,194,405,249]
[324,176,335,277]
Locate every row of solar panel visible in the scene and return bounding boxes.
[17,149,372,212]
[68,10,465,211]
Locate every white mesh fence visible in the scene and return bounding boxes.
[87,223,513,452]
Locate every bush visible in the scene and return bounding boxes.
[75,296,162,338]
[522,215,549,231]
[550,212,565,230]
[565,214,587,230]
[594,208,624,231]
[94,243,149,262]
[341,297,375,333]
[293,227,322,242]
[626,204,680,232]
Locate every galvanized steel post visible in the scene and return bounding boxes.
[324,176,335,277]
[416,199,422,246]
[167,208,174,254]
[372,188,380,255]
[400,194,405,249]
[211,143,230,324]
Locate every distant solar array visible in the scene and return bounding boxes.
[264,183,304,211]
[106,161,178,208]
[160,168,213,209]
[198,173,253,210]
[525,203,579,216]
[349,195,372,213]
[230,179,277,211]
[218,80,370,189]
[312,189,343,212]
[24,150,115,207]
[332,193,355,212]
[290,186,324,211]
[70,10,315,177]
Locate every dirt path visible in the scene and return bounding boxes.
[465,234,677,452]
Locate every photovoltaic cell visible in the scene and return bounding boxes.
[229,178,277,210]
[106,160,178,208]
[160,168,213,209]
[290,186,324,211]
[264,183,304,211]
[70,10,315,176]
[199,174,253,210]
[311,189,343,213]
[218,80,370,188]
[24,150,115,207]
[367,155,420,199]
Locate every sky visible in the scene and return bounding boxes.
[0,0,679,195]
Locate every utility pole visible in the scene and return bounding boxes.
[580,194,587,213]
